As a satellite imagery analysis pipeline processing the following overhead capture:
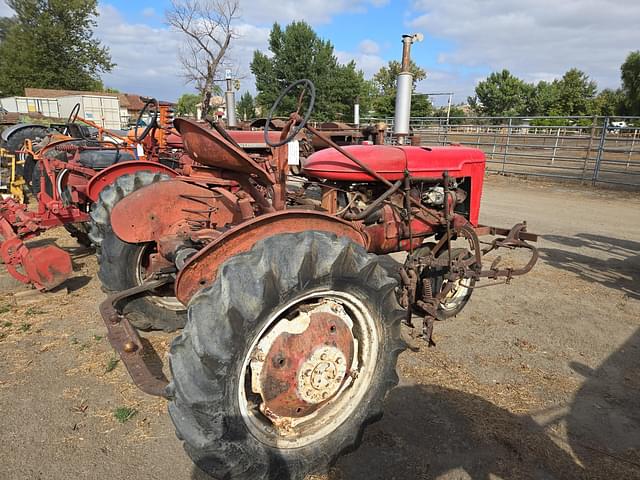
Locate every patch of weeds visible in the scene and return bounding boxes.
[93,334,103,341]
[0,332,6,340]
[79,343,89,351]
[113,406,137,423]
[105,357,119,373]
[19,323,31,332]
[70,337,79,345]
[2,321,12,328]
[0,305,11,314]
[24,307,46,316]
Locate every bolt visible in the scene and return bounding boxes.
[123,342,137,353]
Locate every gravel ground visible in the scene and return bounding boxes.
[1,174,638,480]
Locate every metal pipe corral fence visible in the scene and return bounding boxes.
[361,115,640,188]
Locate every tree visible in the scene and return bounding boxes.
[468,69,533,117]
[236,91,255,120]
[593,88,625,116]
[0,0,113,96]
[553,68,597,116]
[167,0,239,119]
[621,51,640,116]
[251,21,365,122]
[528,81,560,116]
[0,16,16,42]
[432,104,467,124]
[367,60,432,117]
[176,93,201,117]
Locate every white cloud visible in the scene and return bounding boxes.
[94,1,392,101]
[141,7,156,18]
[240,0,389,25]
[336,50,385,78]
[409,0,640,94]
[96,5,185,100]
[358,39,380,55]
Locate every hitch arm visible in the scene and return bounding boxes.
[99,276,173,398]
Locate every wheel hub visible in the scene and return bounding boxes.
[297,346,348,404]
[249,300,357,434]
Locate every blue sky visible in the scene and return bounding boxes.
[2,0,638,106]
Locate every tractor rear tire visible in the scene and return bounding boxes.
[98,233,186,332]
[167,231,405,479]
[31,160,53,197]
[4,126,49,153]
[88,170,171,247]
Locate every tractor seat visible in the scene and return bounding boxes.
[78,149,135,169]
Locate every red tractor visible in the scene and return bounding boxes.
[98,79,538,479]
[0,100,187,289]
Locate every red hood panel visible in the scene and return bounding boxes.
[303,145,485,181]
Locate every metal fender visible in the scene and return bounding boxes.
[174,210,369,305]
[85,161,178,202]
[109,179,242,244]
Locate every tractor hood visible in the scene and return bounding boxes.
[303,145,486,182]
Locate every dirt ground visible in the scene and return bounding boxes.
[1,175,639,480]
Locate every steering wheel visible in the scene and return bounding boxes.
[134,98,160,142]
[67,103,80,125]
[264,79,316,147]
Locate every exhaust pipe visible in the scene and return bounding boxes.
[394,33,423,142]
[225,69,237,128]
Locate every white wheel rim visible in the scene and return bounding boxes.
[238,289,380,448]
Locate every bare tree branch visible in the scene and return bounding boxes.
[167,0,240,119]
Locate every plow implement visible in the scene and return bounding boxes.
[0,197,75,290]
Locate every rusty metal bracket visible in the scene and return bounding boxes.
[99,276,173,398]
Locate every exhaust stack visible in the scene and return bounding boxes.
[225,69,237,128]
[393,33,423,142]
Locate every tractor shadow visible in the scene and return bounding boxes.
[540,233,640,300]
[334,330,640,480]
[188,325,640,480]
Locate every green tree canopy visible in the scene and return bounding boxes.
[621,51,640,115]
[553,68,597,116]
[251,21,365,121]
[468,69,534,117]
[176,93,200,117]
[0,0,113,96]
[593,88,625,117]
[366,60,432,117]
[237,91,256,120]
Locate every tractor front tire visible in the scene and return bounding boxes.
[167,231,405,480]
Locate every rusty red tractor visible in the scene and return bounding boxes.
[0,99,186,289]
[97,79,539,479]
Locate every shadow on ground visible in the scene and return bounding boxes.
[188,328,640,480]
[541,233,640,299]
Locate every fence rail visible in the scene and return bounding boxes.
[362,116,640,188]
